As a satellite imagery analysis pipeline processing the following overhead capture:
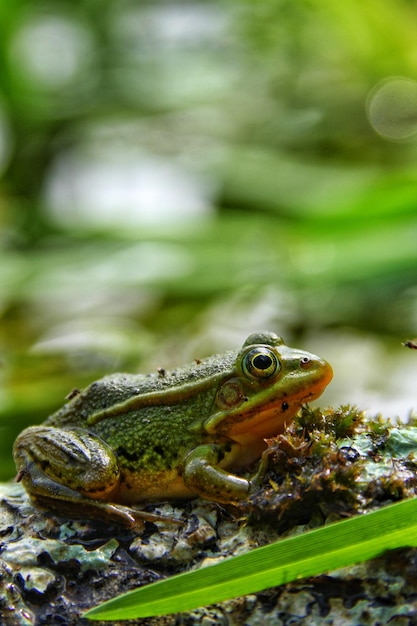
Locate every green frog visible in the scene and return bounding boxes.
[13,331,332,526]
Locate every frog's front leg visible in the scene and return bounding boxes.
[13,426,142,527]
[183,444,252,504]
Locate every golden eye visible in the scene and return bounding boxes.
[242,347,280,379]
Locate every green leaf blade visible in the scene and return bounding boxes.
[85,497,417,620]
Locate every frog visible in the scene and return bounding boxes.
[13,331,332,527]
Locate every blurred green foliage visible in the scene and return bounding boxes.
[1,0,417,479]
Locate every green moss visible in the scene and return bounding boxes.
[296,404,365,439]
[249,405,417,531]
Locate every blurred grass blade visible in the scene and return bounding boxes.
[85,497,417,620]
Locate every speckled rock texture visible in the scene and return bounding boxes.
[3,407,417,626]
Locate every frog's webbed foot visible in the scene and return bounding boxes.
[24,481,147,528]
[25,484,180,528]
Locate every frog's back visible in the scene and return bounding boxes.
[45,350,237,429]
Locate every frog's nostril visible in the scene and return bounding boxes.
[300,356,311,369]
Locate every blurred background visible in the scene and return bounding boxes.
[1,0,417,480]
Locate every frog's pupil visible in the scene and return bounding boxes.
[253,354,272,370]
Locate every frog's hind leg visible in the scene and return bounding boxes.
[13,425,141,527]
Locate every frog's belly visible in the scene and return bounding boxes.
[115,468,194,503]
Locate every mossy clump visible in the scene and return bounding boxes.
[248,405,417,531]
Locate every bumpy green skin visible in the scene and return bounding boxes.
[49,355,235,478]
[13,331,332,526]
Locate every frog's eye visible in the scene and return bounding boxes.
[242,347,281,380]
